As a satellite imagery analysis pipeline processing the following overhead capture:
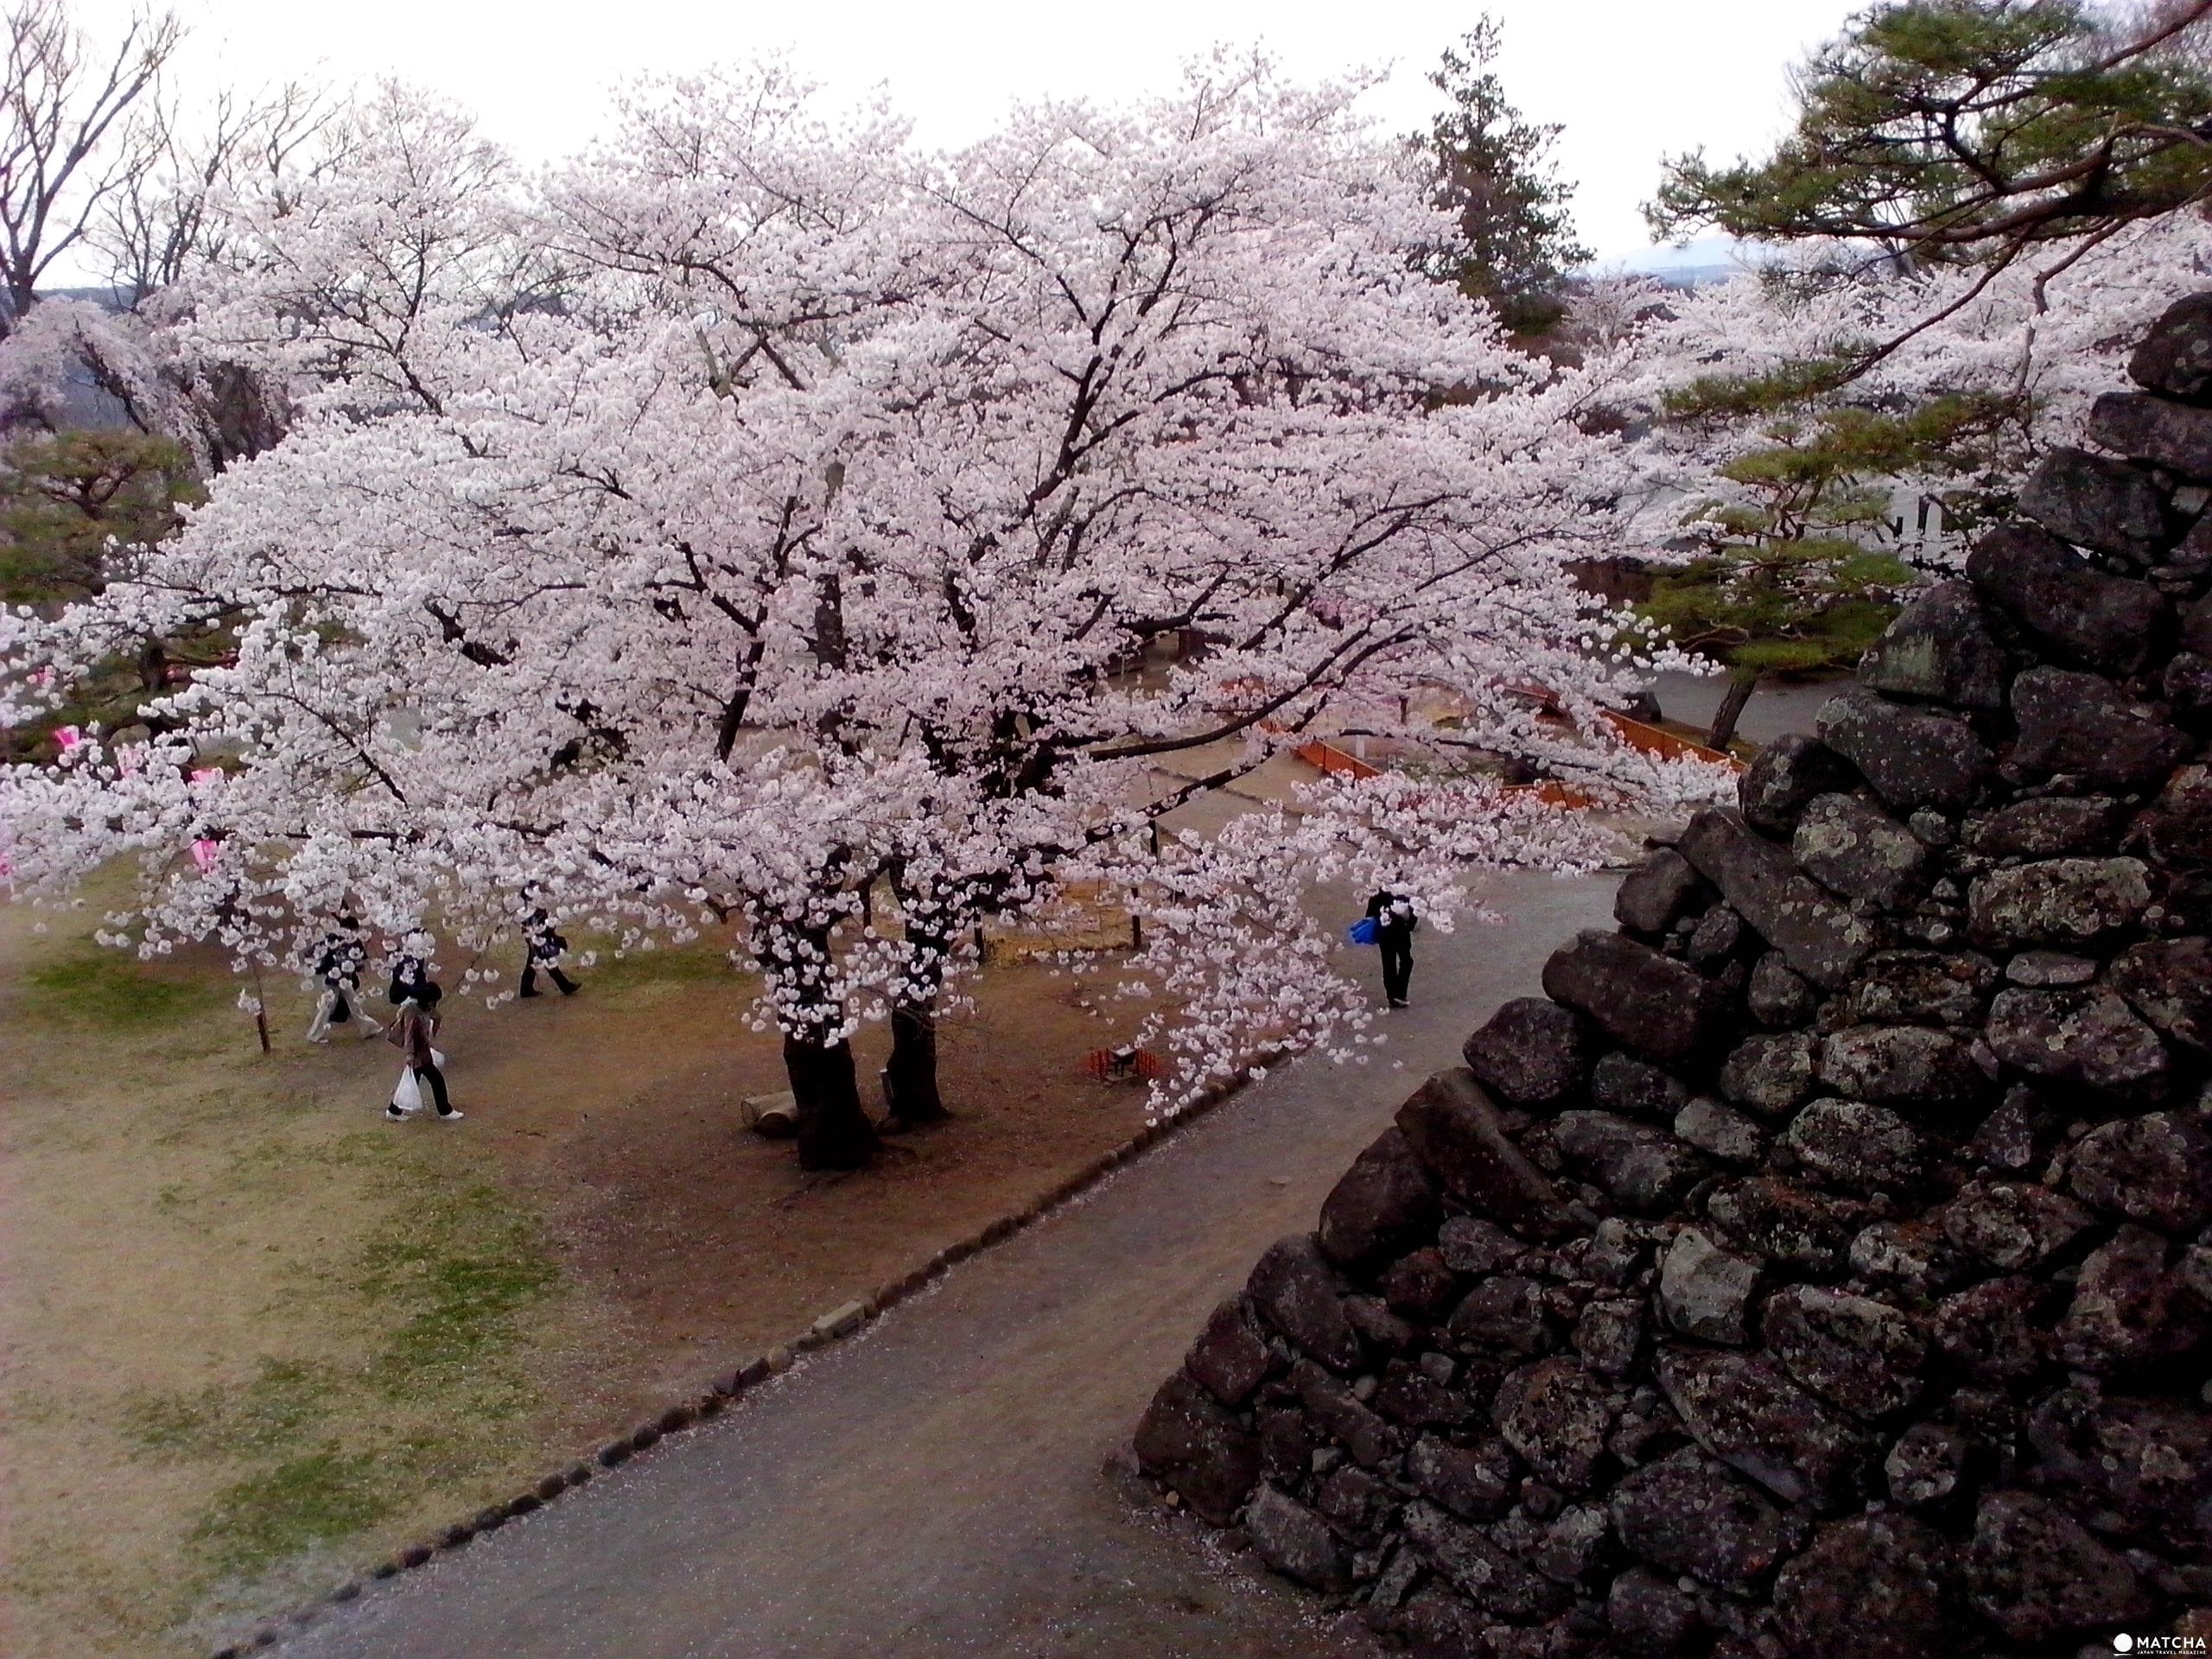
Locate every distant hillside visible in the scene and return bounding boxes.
[1592,234,1755,289]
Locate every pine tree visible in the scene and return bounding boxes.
[1627,1,2212,733]
[0,429,197,605]
[1638,398,2006,749]
[1649,0,2212,376]
[1414,19,1592,335]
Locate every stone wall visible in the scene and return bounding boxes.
[1132,296,2212,1658]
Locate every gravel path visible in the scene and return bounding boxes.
[275,870,1614,1659]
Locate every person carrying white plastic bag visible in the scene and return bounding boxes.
[384,983,461,1121]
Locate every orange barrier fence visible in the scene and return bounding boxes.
[1506,780,1601,810]
[1283,704,1739,814]
[1294,738,1381,780]
[1600,710,1744,771]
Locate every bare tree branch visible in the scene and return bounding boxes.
[0,0,181,331]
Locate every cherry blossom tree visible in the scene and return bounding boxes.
[1107,770,1620,1112]
[3,61,1704,1170]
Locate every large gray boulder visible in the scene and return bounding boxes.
[1986,987,2169,1091]
[1243,1484,1350,1591]
[1393,1068,1573,1240]
[1491,1357,1616,1492]
[2008,666,2190,790]
[1182,1296,1275,1407]
[1316,1128,1440,1269]
[1792,793,1929,910]
[2017,445,2171,558]
[1966,523,2170,671]
[1658,1227,1760,1344]
[1856,579,2006,710]
[1966,795,2125,858]
[1656,1348,1872,1510]
[1738,733,1857,834]
[1815,690,1991,814]
[1402,1499,1572,1620]
[1763,1286,1927,1421]
[1677,808,1875,988]
[1774,1513,1958,1659]
[1815,1025,1983,1111]
[1553,1109,1706,1213]
[1610,1446,1799,1594]
[2108,936,2212,1053]
[1541,930,1732,1065]
[1613,847,1707,935]
[1133,1371,1260,1524]
[1966,1491,2151,1645]
[1246,1233,1362,1373]
[1719,1032,1817,1116]
[1460,995,1591,1105]
[1966,856,2151,946]
[2138,765,2212,870]
[2067,1111,2212,1235]
[2128,290,2212,401]
[1781,1098,1928,1196]
[2088,387,2212,480]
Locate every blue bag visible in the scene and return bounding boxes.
[1347,916,1379,945]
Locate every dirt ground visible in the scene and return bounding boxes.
[0,892,1166,1659]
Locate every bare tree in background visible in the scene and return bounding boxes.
[0,0,180,332]
[96,78,341,309]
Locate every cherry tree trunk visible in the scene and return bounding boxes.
[783,1033,877,1170]
[884,1001,949,1125]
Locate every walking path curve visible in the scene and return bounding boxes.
[276,870,1614,1659]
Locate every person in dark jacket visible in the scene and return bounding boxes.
[387,933,431,1007]
[305,916,380,1042]
[518,908,578,997]
[1366,889,1418,1008]
[385,982,460,1120]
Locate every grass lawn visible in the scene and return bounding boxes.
[0,890,1163,1657]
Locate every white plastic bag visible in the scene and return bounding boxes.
[391,1067,422,1114]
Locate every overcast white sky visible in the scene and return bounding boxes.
[72,0,1864,264]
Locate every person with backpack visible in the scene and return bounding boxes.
[518,907,578,998]
[305,916,381,1042]
[385,982,461,1121]
[1365,888,1419,1009]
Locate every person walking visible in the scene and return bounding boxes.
[518,907,578,998]
[385,982,461,1121]
[1366,888,1418,1009]
[305,917,381,1042]
[387,933,431,1008]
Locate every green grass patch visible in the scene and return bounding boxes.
[581,938,738,995]
[124,1135,563,1594]
[191,1447,397,1580]
[357,1178,560,1413]
[20,950,226,1029]
[121,1359,342,1464]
